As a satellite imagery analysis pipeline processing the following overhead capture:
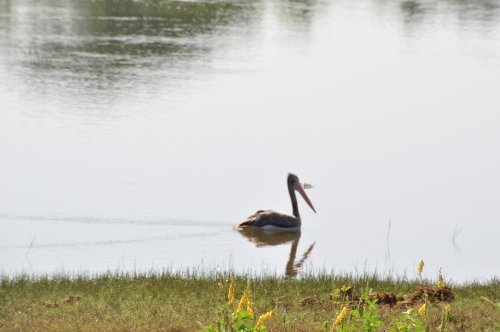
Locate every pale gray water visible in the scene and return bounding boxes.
[1,0,499,282]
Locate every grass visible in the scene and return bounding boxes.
[0,271,498,331]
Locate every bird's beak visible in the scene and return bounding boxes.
[296,183,316,213]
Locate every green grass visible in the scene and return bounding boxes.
[0,271,498,331]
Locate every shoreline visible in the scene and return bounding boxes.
[2,272,498,331]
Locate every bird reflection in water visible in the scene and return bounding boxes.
[237,227,315,277]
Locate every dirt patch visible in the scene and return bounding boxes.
[300,296,318,306]
[63,295,81,304]
[412,284,454,302]
[43,300,58,308]
[371,284,454,308]
[302,283,454,311]
[369,291,398,306]
[394,299,414,310]
[43,294,81,308]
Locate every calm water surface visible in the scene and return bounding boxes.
[1,0,499,282]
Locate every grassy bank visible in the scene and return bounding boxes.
[1,271,498,331]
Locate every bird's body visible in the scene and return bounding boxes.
[239,210,302,229]
[238,173,316,229]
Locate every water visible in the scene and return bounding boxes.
[1,0,499,282]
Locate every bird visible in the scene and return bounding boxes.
[238,173,316,230]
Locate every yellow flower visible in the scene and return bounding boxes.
[255,309,276,329]
[246,295,254,317]
[330,306,349,331]
[418,303,427,316]
[443,303,451,313]
[227,280,236,305]
[237,289,253,316]
[237,289,248,312]
[417,260,425,277]
[437,269,446,288]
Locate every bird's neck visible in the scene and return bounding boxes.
[289,186,300,219]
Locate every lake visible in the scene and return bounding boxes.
[1,0,499,282]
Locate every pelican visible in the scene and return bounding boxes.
[238,173,316,229]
